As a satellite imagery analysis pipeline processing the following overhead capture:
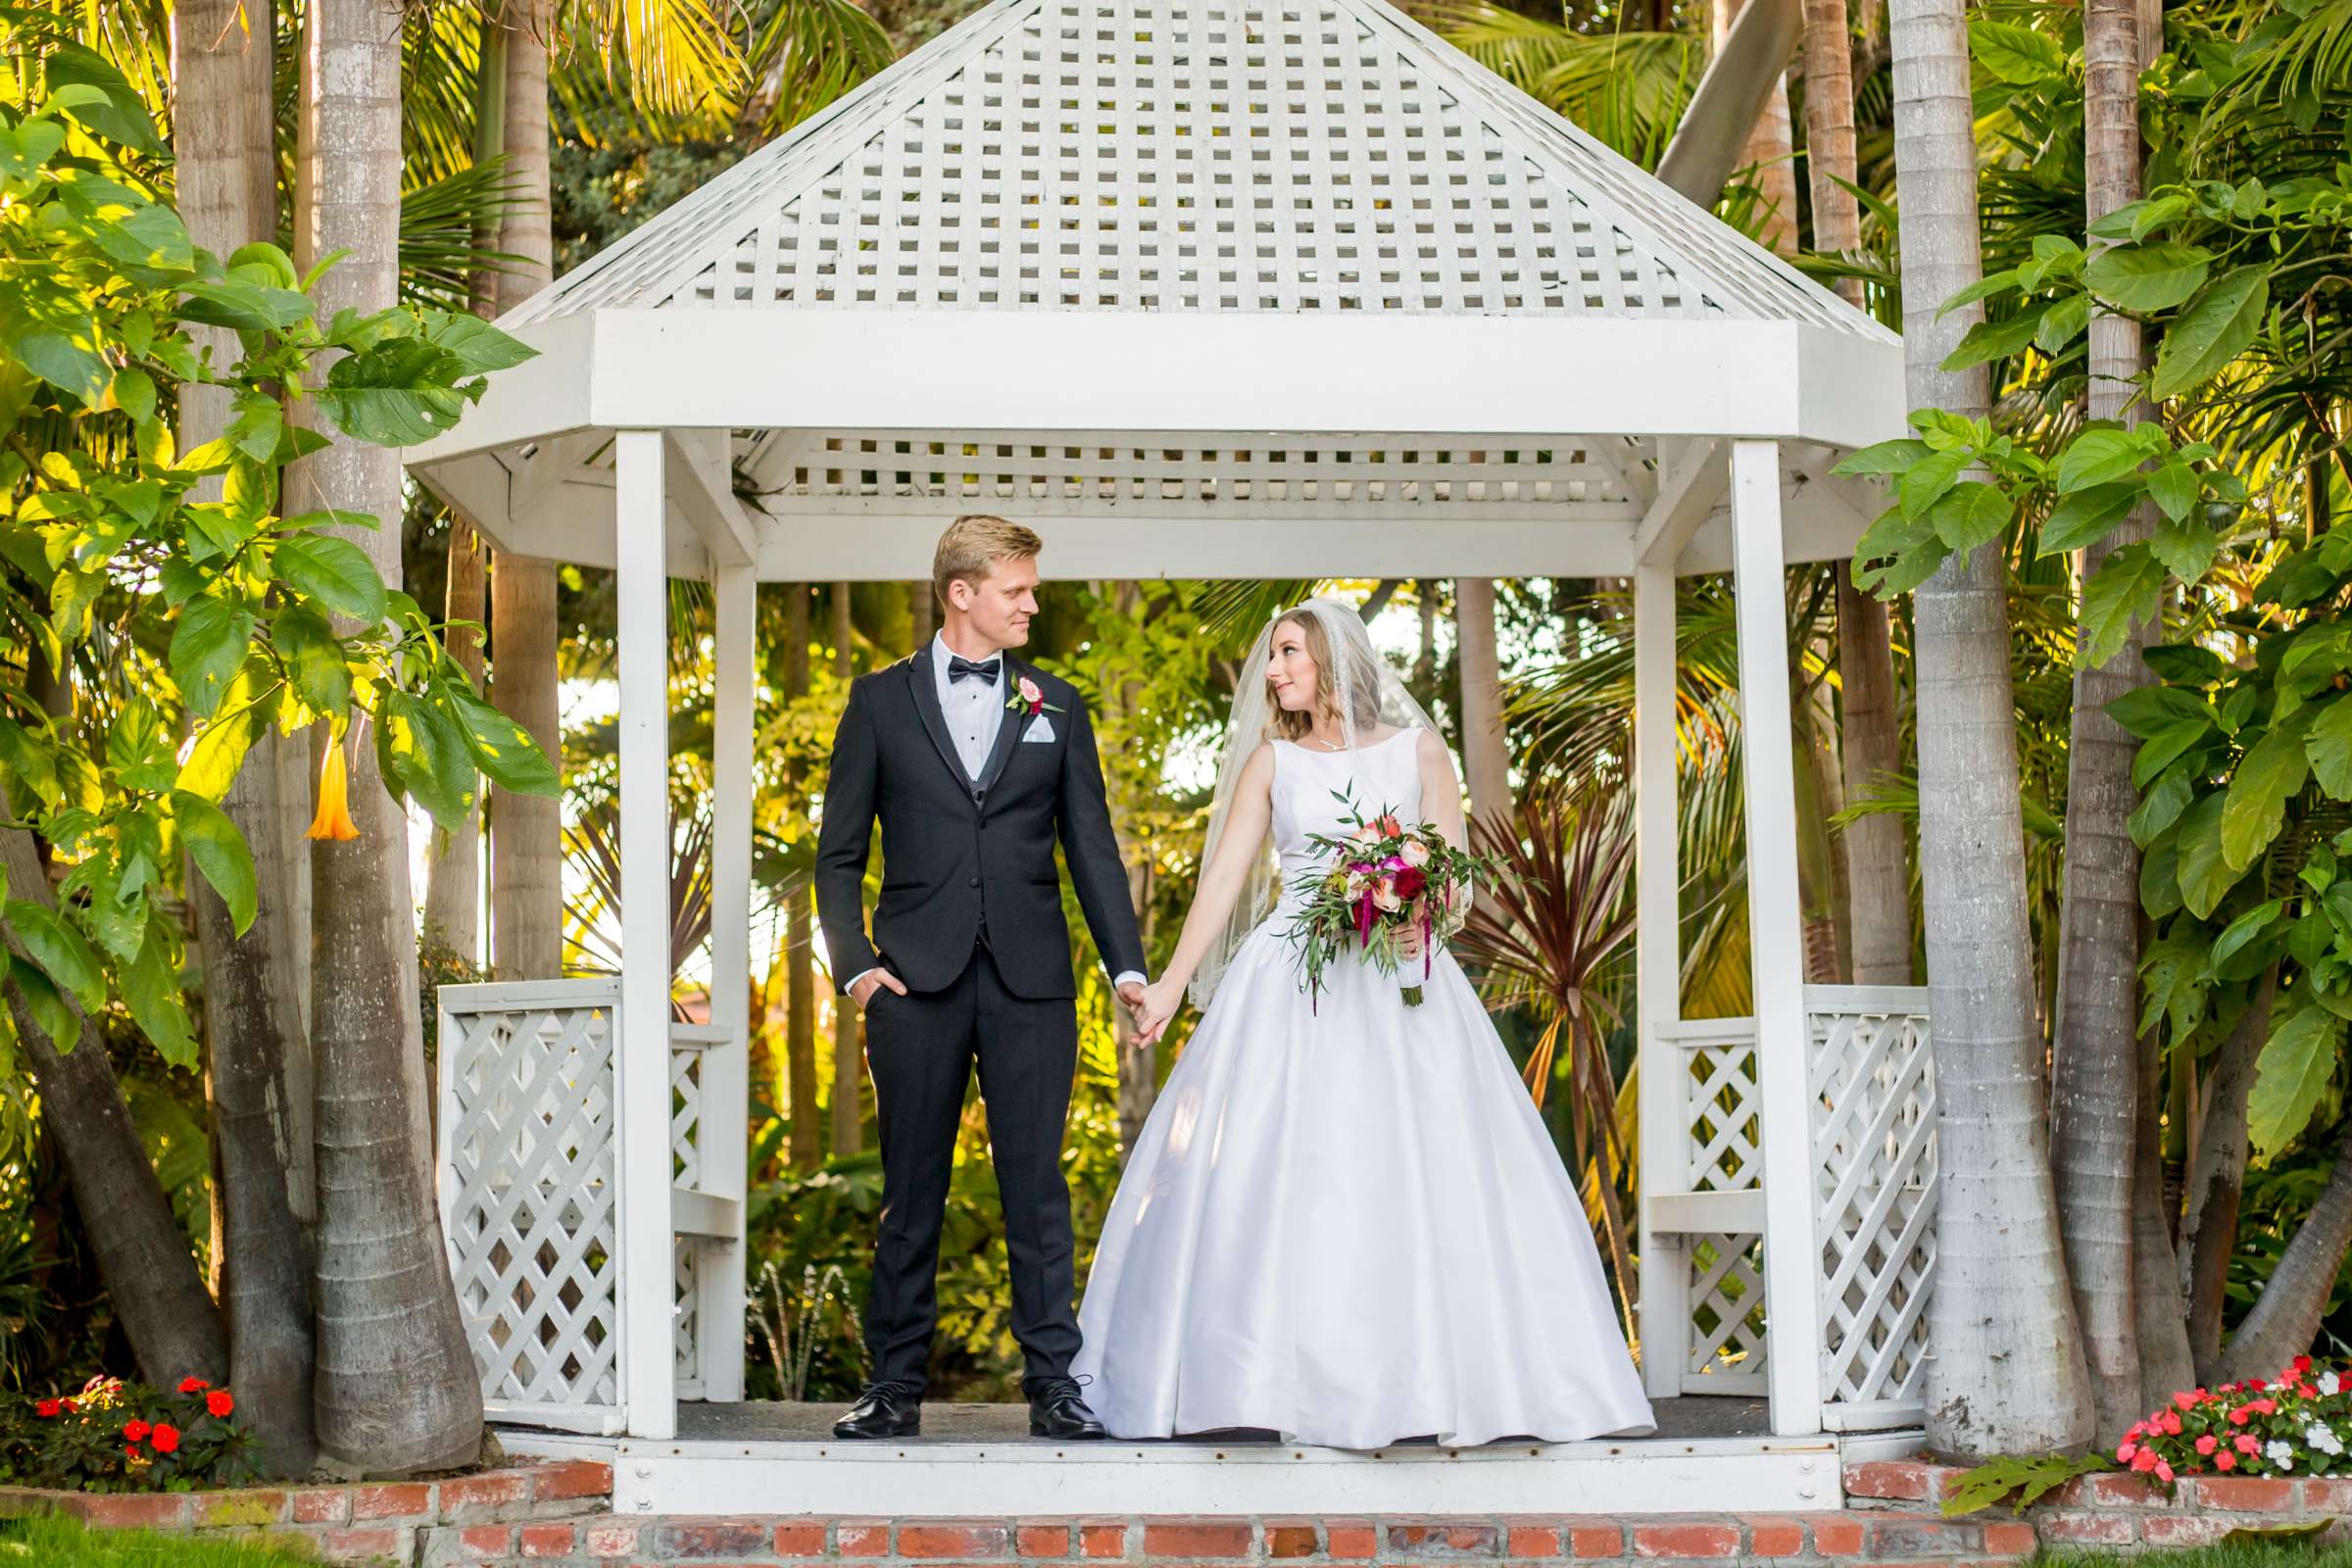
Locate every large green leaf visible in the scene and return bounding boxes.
[175,678,279,803]
[0,716,63,808]
[4,901,105,1013]
[2249,1001,2341,1160]
[2310,697,2352,800]
[448,687,560,797]
[173,792,258,936]
[316,339,474,446]
[2077,544,2166,670]
[170,596,259,719]
[2153,267,2270,401]
[1929,481,2013,552]
[2175,792,2241,919]
[273,533,389,624]
[426,314,538,374]
[377,692,478,831]
[2056,427,2154,493]
[2223,717,2311,871]
[272,603,352,715]
[8,956,77,1050]
[122,924,196,1069]
[44,44,164,154]
[2039,483,2139,556]
[2082,242,2212,313]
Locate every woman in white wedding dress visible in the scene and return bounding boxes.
[1069,598,1654,1450]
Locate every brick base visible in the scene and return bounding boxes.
[0,1459,609,1565]
[16,1452,2352,1565]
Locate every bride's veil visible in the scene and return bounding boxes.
[1188,595,1449,1009]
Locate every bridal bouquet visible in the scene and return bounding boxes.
[1282,791,1499,1006]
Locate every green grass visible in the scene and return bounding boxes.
[2036,1540,2352,1567]
[0,1514,321,1565]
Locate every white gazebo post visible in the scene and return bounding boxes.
[699,556,756,1402]
[614,427,679,1440]
[1632,554,1682,1402]
[1729,437,1825,1439]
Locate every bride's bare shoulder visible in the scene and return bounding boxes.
[1413,726,1457,770]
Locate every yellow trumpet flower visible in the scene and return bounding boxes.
[307,739,361,842]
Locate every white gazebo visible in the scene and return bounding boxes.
[412,0,1936,1516]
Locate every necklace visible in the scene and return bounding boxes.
[1300,731,1348,752]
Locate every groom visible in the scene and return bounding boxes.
[814,514,1149,1441]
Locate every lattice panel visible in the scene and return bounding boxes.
[1683,1034,1761,1194]
[672,1043,707,1193]
[667,0,1716,316]
[1686,1232,1768,1387]
[1808,992,1936,1422]
[754,430,1646,516]
[439,998,621,1420]
[675,1238,706,1396]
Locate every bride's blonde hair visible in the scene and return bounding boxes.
[1267,610,1384,742]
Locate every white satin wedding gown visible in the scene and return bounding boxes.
[1071,727,1655,1448]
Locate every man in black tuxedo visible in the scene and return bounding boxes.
[814,515,1149,1441]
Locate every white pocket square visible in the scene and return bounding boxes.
[1024,717,1056,742]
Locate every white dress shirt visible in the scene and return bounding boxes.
[847,633,1146,1001]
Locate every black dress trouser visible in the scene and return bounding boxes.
[859,943,1081,1395]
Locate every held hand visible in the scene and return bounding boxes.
[1115,979,1148,1017]
[1135,978,1185,1045]
[851,969,908,1010]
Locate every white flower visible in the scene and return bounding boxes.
[1399,839,1431,868]
[2325,1372,2343,1397]
[2268,1440,2297,1470]
[2307,1423,2338,1453]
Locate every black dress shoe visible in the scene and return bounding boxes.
[833,1380,922,1439]
[1027,1375,1107,1440]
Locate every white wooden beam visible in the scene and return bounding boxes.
[508,429,607,522]
[1632,556,1687,1403]
[1725,438,1825,1440]
[613,428,679,1441]
[697,562,757,1402]
[1631,438,1727,567]
[571,313,1908,449]
[665,430,757,568]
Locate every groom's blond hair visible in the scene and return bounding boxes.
[934,514,1043,608]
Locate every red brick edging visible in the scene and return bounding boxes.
[1847,1456,2352,1550]
[0,1457,610,1563]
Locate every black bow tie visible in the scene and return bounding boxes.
[947,655,1001,685]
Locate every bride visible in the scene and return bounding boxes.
[1069,597,1655,1449]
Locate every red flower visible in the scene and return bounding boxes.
[2235,1433,2261,1455]
[2255,1398,2278,1415]
[122,1444,141,1463]
[2158,1410,2183,1435]
[176,1377,208,1395]
[2216,1451,2237,1472]
[206,1390,234,1418]
[2250,1378,2270,1392]
[2131,1447,2159,1473]
[2230,1405,2254,1426]
[59,1398,76,1414]
[2294,1355,2314,1374]
[2175,1391,2203,1410]
[34,1399,58,1419]
[150,1423,179,1454]
[1392,865,1428,900]
[122,1420,150,1443]
[2195,1435,2219,1455]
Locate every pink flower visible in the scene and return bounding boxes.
[2118,1441,2138,1462]
[2176,1392,2202,1411]
[2235,1434,2261,1455]
[1399,839,1430,867]
[2195,1435,2219,1455]
[1372,877,1402,913]
[1016,676,1044,713]
[2159,1411,2183,1435]
[2156,1460,2175,1483]
[2230,1405,2254,1426]
[2216,1452,2238,1472]
[2131,1448,2159,1473]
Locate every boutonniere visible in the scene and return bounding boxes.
[1007,675,1063,717]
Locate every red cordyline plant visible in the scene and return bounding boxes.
[0,1375,258,1492]
[2117,1355,2352,1485]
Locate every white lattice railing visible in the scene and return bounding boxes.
[1639,988,1934,1427]
[1806,986,1936,1433]
[436,983,747,1435]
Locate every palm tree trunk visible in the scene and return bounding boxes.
[1104,583,1159,1157]
[2049,0,2168,1445]
[2217,1122,2352,1383]
[1800,0,1866,309]
[0,822,229,1388]
[829,584,864,1157]
[172,0,319,1475]
[910,580,935,649]
[428,521,486,959]
[1713,0,1797,255]
[294,0,484,1471]
[485,0,563,981]
[2132,984,2195,1401]
[785,587,820,1168]
[1888,0,2093,1459]
[1455,579,1511,829]
[2181,971,2272,1377]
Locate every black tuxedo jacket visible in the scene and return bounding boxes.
[814,645,1148,1001]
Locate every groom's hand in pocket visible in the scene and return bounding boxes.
[851,968,908,1011]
